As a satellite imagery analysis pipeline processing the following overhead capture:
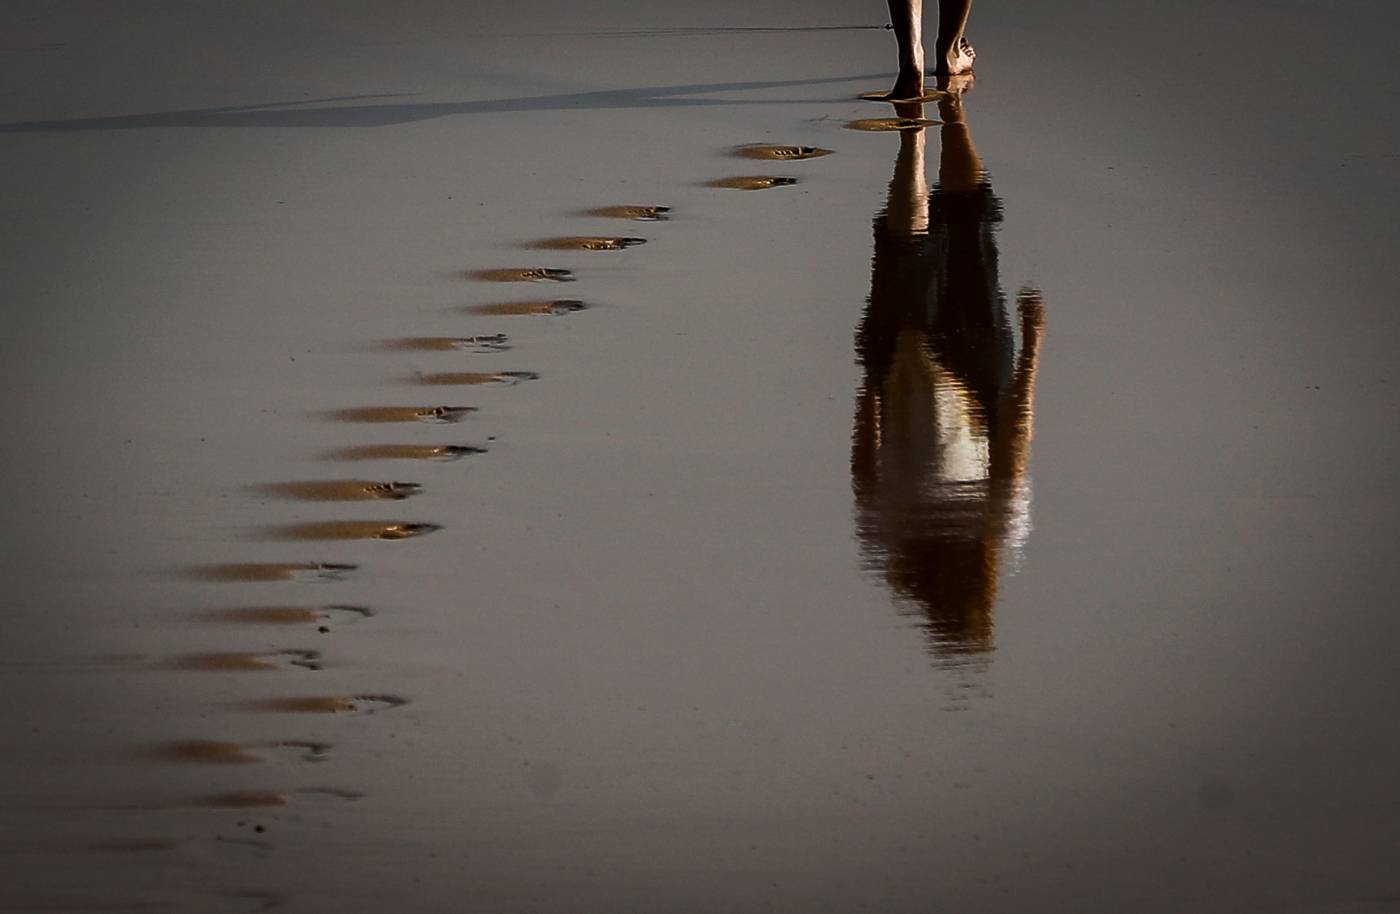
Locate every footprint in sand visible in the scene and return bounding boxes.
[328,405,477,424]
[78,836,274,858]
[381,335,510,353]
[528,236,646,251]
[165,650,322,672]
[707,175,798,190]
[190,563,357,583]
[470,268,575,283]
[325,444,486,461]
[193,787,363,810]
[204,605,374,628]
[583,205,670,221]
[261,521,442,541]
[845,116,941,131]
[733,144,833,160]
[414,370,539,387]
[255,480,422,502]
[242,694,408,714]
[150,740,264,764]
[463,299,586,317]
[857,90,954,103]
[150,739,333,764]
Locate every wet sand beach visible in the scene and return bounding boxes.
[3,1,1399,912]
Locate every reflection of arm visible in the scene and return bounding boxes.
[989,291,1045,489]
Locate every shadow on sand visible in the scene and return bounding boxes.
[0,74,883,132]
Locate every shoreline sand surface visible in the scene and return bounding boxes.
[3,2,1398,911]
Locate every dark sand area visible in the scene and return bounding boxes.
[2,1,1398,911]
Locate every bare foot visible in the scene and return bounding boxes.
[935,36,976,75]
[886,67,925,102]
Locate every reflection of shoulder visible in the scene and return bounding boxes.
[929,183,1002,226]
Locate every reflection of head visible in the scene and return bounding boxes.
[852,104,1040,662]
[883,531,996,653]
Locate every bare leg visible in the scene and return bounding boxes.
[886,0,925,99]
[933,0,976,75]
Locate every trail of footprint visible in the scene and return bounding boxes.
[327,406,476,424]
[582,205,670,221]
[462,299,586,317]
[707,175,798,190]
[380,335,510,353]
[241,695,408,714]
[324,444,486,461]
[528,236,645,251]
[254,481,421,501]
[203,605,373,628]
[414,370,538,387]
[189,563,357,583]
[260,521,441,541]
[470,268,575,283]
[733,144,832,160]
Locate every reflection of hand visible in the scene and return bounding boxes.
[1017,289,1046,336]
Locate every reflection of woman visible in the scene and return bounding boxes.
[852,85,1044,658]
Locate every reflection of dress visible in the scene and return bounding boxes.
[853,180,1028,656]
